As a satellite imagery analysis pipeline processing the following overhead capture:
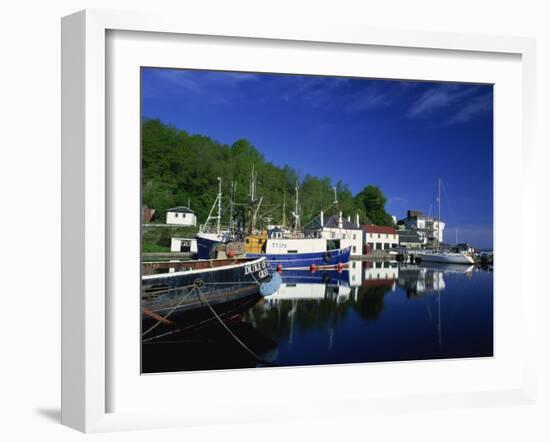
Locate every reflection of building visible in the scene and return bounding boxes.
[362,225,399,253]
[363,261,398,291]
[348,260,363,287]
[397,265,445,297]
[166,206,197,226]
[398,210,445,246]
[305,212,363,256]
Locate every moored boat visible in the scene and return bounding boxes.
[415,178,475,266]
[141,256,280,334]
[196,231,229,259]
[244,229,351,270]
[417,250,475,265]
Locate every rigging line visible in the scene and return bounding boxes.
[301,201,338,229]
[142,328,181,343]
[440,180,460,238]
[195,286,277,367]
[141,282,201,297]
[141,285,198,337]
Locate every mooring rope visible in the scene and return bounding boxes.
[141,284,198,338]
[195,285,276,367]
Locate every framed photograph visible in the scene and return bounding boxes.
[61,9,537,432]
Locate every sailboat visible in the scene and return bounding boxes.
[417,178,475,265]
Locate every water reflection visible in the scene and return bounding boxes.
[142,260,492,372]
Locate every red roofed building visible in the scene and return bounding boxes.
[362,224,399,254]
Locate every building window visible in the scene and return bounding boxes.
[353,234,356,240]
[175,213,178,218]
[182,213,186,218]
[352,246,356,253]
[378,234,380,238]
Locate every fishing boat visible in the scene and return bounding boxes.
[245,230,351,270]
[244,179,351,270]
[141,256,281,335]
[196,177,233,259]
[416,178,475,266]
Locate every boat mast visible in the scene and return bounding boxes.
[437,177,441,251]
[229,181,236,233]
[199,177,223,234]
[282,192,287,227]
[294,180,301,231]
[216,177,222,234]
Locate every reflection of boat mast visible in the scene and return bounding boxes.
[437,270,442,351]
[288,299,297,346]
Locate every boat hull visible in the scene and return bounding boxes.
[418,252,474,265]
[196,233,225,259]
[278,269,350,286]
[246,246,351,270]
[141,257,272,332]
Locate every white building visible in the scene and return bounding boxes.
[170,237,198,253]
[166,206,197,226]
[401,210,445,244]
[305,211,364,256]
[397,228,427,249]
[362,224,399,253]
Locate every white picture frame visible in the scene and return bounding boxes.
[61,9,537,433]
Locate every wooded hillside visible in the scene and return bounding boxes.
[142,118,394,228]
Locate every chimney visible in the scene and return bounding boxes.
[356,213,360,227]
[347,215,351,223]
[320,210,324,227]
[338,211,343,228]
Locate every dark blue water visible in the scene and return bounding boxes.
[141,262,493,373]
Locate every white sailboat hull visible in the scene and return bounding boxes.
[418,252,475,265]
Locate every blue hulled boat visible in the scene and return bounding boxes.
[246,246,351,270]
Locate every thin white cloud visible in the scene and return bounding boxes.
[407,84,492,125]
[153,69,203,94]
[447,91,492,124]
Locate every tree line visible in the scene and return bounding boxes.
[142,118,394,229]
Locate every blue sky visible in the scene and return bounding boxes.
[142,68,494,248]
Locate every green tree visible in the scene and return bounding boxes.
[354,185,394,226]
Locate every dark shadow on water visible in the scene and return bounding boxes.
[35,407,61,423]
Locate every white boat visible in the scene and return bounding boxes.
[417,250,475,265]
[417,178,475,266]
